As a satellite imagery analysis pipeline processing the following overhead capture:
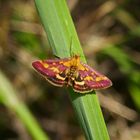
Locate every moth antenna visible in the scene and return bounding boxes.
[69,36,74,57]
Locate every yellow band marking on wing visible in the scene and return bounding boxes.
[45,78,63,87]
[75,81,85,85]
[62,61,71,67]
[56,74,65,80]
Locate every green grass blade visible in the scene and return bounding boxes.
[34,0,110,139]
[0,70,49,140]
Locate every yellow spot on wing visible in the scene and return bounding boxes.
[41,61,49,68]
[91,72,95,75]
[84,76,93,81]
[95,76,105,81]
[50,67,60,73]
[52,62,56,65]
[103,76,108,80]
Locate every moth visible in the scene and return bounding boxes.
[32,54,112,93]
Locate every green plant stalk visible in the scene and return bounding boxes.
[34,0,110,139]
[0,70,49,140]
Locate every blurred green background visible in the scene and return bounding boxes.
[0,0,140,140]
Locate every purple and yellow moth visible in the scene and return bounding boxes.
[32,55,112,93]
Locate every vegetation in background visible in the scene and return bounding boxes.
[0,0,140,139]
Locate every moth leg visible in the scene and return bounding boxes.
[54,54,61,59]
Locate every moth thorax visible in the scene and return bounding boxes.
[69,66,77,78]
